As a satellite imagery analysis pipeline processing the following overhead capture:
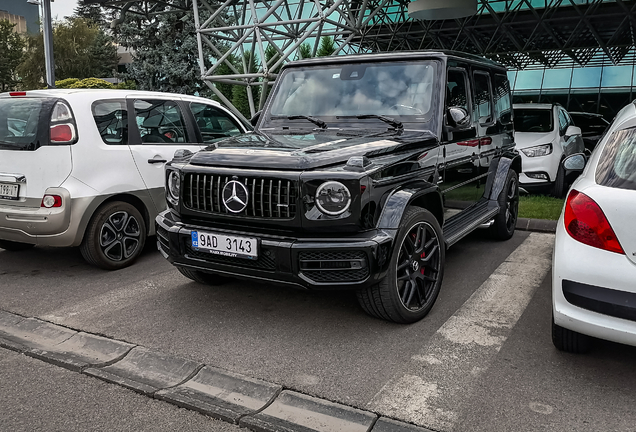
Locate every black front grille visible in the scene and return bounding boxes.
[299,250,369,283]
[185,244,276,270]
[183,173,298,219]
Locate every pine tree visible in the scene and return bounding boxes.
[298,43,312,59]
[231,50,260,119]
[317,37,336,57]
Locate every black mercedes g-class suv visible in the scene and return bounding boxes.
[156,51,520,324]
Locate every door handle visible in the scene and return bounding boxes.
[148,159,167,164]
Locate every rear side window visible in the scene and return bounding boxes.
[134,100,189,144]
[190,102,242,143]
[596,126,636,191]
[0,98,43,150]
[92,100,128,145]
[493,74,512,124]
[446,69,469,111]
[513,109,553,133]
[473,72,493,124]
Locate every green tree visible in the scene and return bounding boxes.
[261,44,281,104]
[317,36,336,57]
[0,20,25,91]
[73,2,108,27]
[212,52,238,104]
[17,18,118,90]
[298,42,312,59]
[115,9,224,96]
[231,50,260,119]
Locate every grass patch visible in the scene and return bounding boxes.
[518,195,565,220]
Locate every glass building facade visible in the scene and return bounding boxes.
[509,64,634,121]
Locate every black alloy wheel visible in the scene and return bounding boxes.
[396,221,442,312]
[357,207,445,324]
[81,201,147,270]
[99,211,142,261]
[490,169,519,240]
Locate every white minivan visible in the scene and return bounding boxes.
[0,89,249,269]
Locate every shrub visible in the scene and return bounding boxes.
[68,77,114,89]
[55,78,80,88]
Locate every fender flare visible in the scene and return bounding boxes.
[486,154,522,201]
[376,181,443,231]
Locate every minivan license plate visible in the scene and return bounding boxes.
[0,183,19,200]
[191,231,258,259]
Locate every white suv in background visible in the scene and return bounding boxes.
[513,103,585,197]
[0,89,248,269]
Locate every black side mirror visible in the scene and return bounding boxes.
[447,107,471,129]
[563,153,586,184]
[250,110,262,127]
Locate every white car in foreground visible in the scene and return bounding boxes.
[552,101,636,353]
[513,103,584,197]
[0,89,248,269]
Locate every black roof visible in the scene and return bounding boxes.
[284,50,506,71]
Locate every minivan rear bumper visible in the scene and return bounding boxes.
[0,187,81,247]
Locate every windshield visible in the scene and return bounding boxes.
[265,61,438,129]
[0,98,45,150]
[513,108,553,133]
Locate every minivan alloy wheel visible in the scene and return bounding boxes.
[99,211,141,261]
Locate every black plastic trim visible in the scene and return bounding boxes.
[563,279,636,322]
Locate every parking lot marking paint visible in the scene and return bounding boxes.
[367,232,554,431]
[40,280,163,327]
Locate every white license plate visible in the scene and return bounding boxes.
[191,230,258,259]
[0,183,19,200]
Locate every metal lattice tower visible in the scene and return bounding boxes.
[97,0,636,119]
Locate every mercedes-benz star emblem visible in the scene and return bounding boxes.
[411,261,420,272]
[222,180,249,213]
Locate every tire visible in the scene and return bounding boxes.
[177,266,231,285]
[80,201,147,270]
[356,207,445,324]
[0,240,35,251]
[489,169,519,241]
[552,314,591,353]
[553,164,567,198]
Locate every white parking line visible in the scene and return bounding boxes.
[367,232,554,431]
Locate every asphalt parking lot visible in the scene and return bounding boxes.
[1,229,635,432]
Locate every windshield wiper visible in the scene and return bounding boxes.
[355,114,403,130]
[273,115,328,129]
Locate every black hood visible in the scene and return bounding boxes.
[189,130,438,170]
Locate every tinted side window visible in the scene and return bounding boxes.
[596,126,636,191]
[134,100,188,144]
[92,100,128,145]
[446,69,469,111]
[493,74,512,124]
[473,72,493,124]
[558,109,568,134]
[190,103,242,143]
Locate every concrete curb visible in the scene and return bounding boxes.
[516,217,558,233]
[239,390,377,432]
[84,346,203,396]
[156,365,282,423]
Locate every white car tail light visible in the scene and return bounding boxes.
[49,101,77,144]
[41,194,62,208]
[564,190,624,254]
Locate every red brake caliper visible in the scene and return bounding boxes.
[420,251,426,274]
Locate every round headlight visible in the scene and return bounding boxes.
[168,171,180,201]
[315,181,351,216]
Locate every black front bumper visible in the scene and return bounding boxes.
[156,210,395,290]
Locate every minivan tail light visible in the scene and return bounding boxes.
[564,190,624,254]
[50,124,75,143]
[41,195,62,208]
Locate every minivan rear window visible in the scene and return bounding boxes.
[0,98,45,150]
[596,126,636,191]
